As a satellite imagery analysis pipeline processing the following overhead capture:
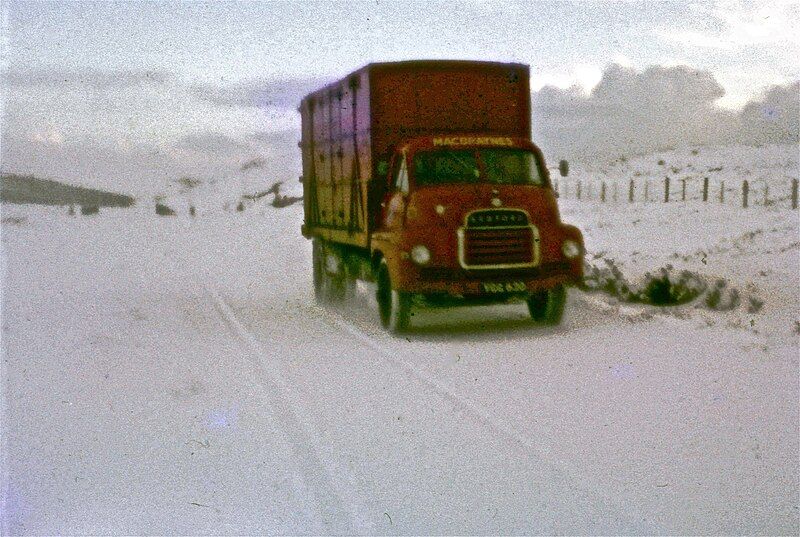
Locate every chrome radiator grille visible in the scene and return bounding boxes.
[457,209,540,269]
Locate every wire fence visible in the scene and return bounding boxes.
[553,175,799,210]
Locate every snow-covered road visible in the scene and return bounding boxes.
[2,204,798,534]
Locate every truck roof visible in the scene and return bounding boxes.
[301,60,530,104]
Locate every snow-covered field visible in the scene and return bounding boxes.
[558,144,798,207]
[1,144,798,534]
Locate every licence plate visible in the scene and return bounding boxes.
[481,281,527,293]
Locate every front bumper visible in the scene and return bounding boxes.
[398,260,583,295]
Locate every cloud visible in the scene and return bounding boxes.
[1,69,173,89]
[30,126,65,145]
[190,77,329,109]
[532,64,603,94]
[658,30,735,50]
[590,64,725,107]
[737,81,800,144]
[532,63,796,159]
[610,54,634,69]
[657,1,800,50]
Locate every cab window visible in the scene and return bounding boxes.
[413,150,480,186]
[481,149,546,186]
[394,155,409,194]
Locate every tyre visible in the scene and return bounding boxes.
[312,239,348,304]
[312,239,325,301]
[376,258,411,332]
[527,284,566,325]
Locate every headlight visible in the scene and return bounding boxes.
[562,239,582,259]
[410,245,431,265]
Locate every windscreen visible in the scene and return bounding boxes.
[413,148,545,187]
[413,150,480,186]
[482,149,545,186]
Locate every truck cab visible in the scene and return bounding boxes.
[370,136,583,330]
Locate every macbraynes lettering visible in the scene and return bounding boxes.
[433,136,514,147]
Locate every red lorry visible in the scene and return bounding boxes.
[299,60,584,331]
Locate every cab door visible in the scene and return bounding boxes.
[381,151,409,230]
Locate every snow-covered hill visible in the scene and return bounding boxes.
[1,143,798,534]
[562,143,797,182]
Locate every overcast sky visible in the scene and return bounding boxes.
[1,1,798,195]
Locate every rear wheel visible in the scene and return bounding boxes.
[527,284,566,325]
[376,259,411,332]
[312,239,348,304]
[312,239,324,300]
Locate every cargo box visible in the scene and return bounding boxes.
[300,60,531,248]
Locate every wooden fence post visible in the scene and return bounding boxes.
[764,184,769,206]
[576,180,581,200]
[681,179,687,202]
[601,182,606,202]
[664,177,670,203]
[629,179,634,203]
[703,177,709,202]
[792,179,798,209]
[742,180,749,208]
[720,180,725,203]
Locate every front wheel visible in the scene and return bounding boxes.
[376,259,411,332]
[527,284,566,325]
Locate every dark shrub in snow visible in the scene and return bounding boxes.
[272,194,303,208]
[704,280,741,311]
[1,216,27,226]
[155,203,175,216]
[644,274,672,304]
[747,296,764,314]
[81,205,99,215]
[641,268,704,305]
[583,257,745,310]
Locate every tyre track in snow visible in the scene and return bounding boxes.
[206,252,649,532]
[161,228,372,533]
[204,283,374,534]
[311,293,654,532]
[316,291,612,466]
